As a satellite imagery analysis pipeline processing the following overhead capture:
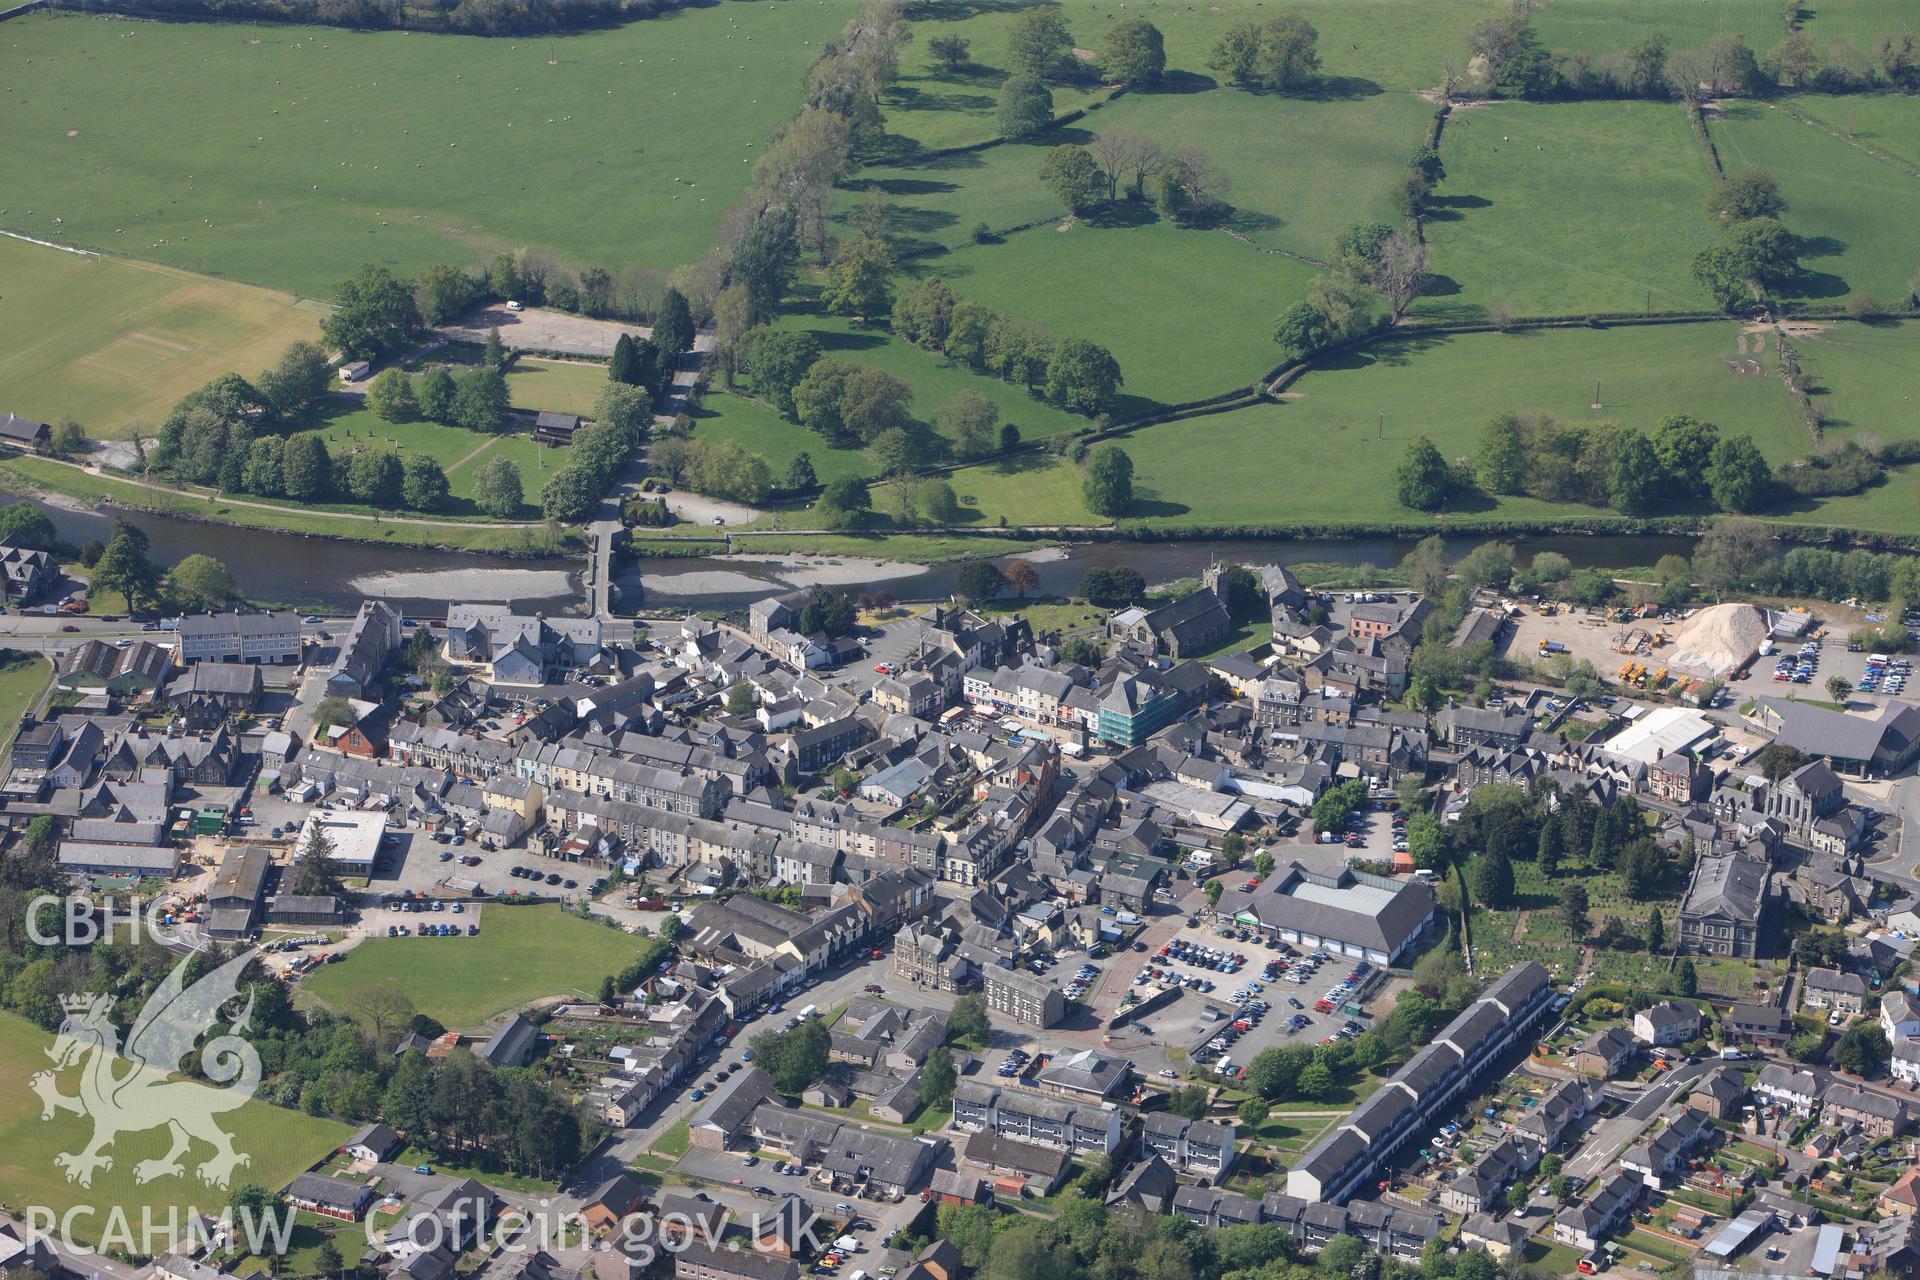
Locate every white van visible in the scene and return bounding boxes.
[797,1004,819,1020]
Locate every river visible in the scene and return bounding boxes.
[4,497,584,615]
[7,493,1699,614]
[621,532,1704,609]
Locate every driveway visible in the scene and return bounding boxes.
[438,307,652,359]
[651,483,763,528]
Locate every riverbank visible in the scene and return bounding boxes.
[0,455,579,556]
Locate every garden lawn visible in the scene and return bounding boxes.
[1709,99,1920,304]
[303,403,568,519]
[1105,321,1814,529]
[3,2,856,296]
[302,904,641,1029]
[0,1011,347,1247]
[1420,99,1720,320]
[507,359,613,419]
[931,219,1320,407]
[0,238,324,438]
[1792,319,1920,445]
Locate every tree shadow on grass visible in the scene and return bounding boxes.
[1422,193,1491,222]
[1110,390,1169,420]
[1768,466,1895,519]
[1298,74,1384,100]
[1133,69,1219,95]
[1227,209,1285,237]
[1126,492,1192,519]
[887,83,997,116]
[811,327,890,355]
[1085,202,1158,230]
[1419,273,1462,298]
[864,175,962,198]
[1786,268,1852,300]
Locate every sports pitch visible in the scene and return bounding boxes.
[0,236,324,438]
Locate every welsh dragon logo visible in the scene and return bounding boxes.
[30,949,262,1189]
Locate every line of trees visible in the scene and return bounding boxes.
[892,278,1123,416]
[55,0,675,36]
[1392,408,1781,516]
[1457,9,1920,102]
[327,252,684,366]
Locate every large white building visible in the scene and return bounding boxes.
[294,809,388,872]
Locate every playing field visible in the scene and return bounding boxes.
[0,237,324,438]
[300,903,645,1029]
[300,402,570,520]
[930,220,1319,407]
[957,320,1825,530]
[1709,99,1920,305]
[1420,99,1718,320]
[0,1011,346,1247]
[4,3,856,296]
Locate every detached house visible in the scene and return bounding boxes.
[1572,1025,1637,1080]
[1632,1000,1703,1048]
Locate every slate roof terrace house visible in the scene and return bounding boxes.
[1287,963,1554,1205]
[176,611,303,664]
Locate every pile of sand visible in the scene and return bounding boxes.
[1668,602,1770,678]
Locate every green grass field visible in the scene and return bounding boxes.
[0,1012,347,1246]
[0,238,325,437]
[1710,99,1920,304]
[877,0,1108,153]
[0,652,52,761]
[857,61,1430,267]
[690,392,877,488]
[507,359,612,418]
[1794,319,1920,445]
[1797,0,1920,55]
[1023,320,1820,529]
[932,219,1319,406]
[307,402,570,518]
[1530,0,1786,61]
[1420,99,1719,319]
[300,903,644,1029]
[4,3,856,295]
[1786,94,1920,172]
